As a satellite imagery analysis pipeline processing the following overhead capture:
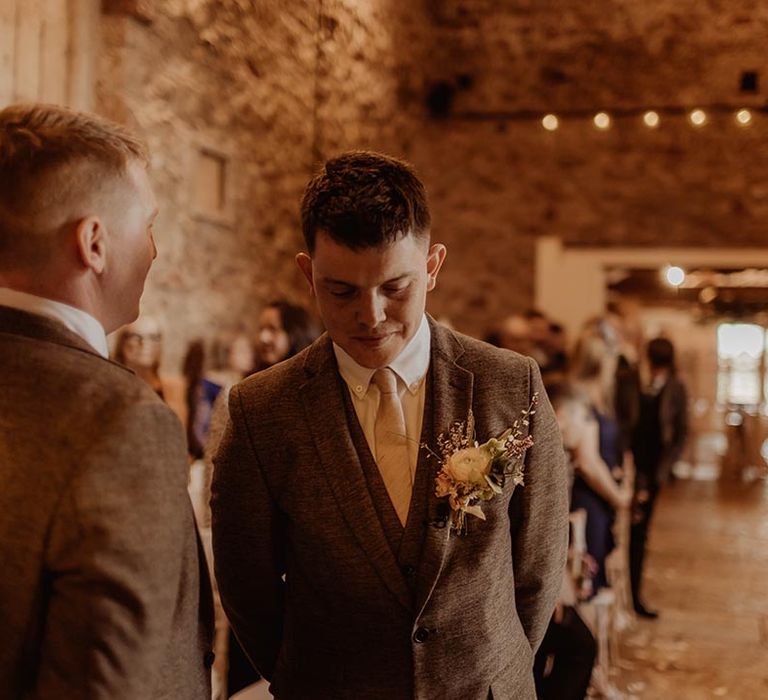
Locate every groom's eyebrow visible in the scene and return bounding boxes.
[322,276,356,287]
[322,274,411,286]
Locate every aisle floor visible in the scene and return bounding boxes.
[618,478,768,699]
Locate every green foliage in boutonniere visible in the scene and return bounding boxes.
[425,395,538,535]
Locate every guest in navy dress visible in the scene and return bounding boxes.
[569,324,631,592]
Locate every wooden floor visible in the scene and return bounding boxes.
[617,476,768,699]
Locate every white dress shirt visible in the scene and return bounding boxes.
[0,287,109,358]
[334,315,431,472]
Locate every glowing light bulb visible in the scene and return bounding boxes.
[736,108,753,126]
[689,109,707,127]
[643,111,660,128]
[665,266,685,287]
[542,114,559,131]
[593,112,611,130]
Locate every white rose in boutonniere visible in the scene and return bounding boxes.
[424,396,538,535]
[446,447,492,485]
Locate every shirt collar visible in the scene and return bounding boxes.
[0,287,109,358]
[333,315,431,398]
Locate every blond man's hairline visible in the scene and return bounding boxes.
[0,104,150,269]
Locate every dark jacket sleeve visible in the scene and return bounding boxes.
[211,384,286,681]
[658,378,688,482]
[668,380,688,462]
[508,359,570,652]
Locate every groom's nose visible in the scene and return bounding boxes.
[356,291,386,329]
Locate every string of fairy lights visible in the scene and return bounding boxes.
[452,104,767,131]
[541,107,758,132]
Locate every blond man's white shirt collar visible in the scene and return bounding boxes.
[334,315,431,469]
[0,287,109,358]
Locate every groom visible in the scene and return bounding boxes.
[212,151,568,699]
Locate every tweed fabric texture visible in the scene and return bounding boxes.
[0,305,214,700]
[212,317,569,700]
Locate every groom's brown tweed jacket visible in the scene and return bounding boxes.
[212,317,568,700]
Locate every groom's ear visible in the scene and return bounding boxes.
[425,243,447,292]
[296,253,316,297]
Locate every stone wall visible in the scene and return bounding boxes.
[411,0,768,337]
[98,0,433,368]
[99,0,318,368]
[97,0,768,357]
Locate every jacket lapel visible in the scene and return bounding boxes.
[299,336,412,612]
[414,321,474,618]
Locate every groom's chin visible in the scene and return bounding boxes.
[345,336,403,369]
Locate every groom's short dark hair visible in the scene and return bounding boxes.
[301,150,431,254]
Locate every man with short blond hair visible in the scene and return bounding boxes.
[0,104,214,699]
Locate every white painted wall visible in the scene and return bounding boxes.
[535,235,768,345]
[0,0,98,110]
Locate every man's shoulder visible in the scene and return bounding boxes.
[435,325,533,376]
[0,329,171,418]
[0,332,184,495]
[233,339,321,403]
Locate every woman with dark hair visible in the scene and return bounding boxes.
[252,299,320,372]
[201,300,320,699]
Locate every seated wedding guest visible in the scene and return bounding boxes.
[0,103,212,698]
[204,300,319,698]
[534,383,598,700]
[630,337,688,619]
[570,323,631,592]
[113,314,187,425]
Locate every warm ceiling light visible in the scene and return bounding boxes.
[665,265,686,287]
[689,109,707,126]
[593,112,611,130]
[643,111,660,128]
[542,114,559,131]
[736,108,753,126]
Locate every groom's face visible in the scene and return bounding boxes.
[297,231,446,369]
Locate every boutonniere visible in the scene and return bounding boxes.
[425,395,538,535]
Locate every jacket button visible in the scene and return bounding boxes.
[204,651,216,668]
[402,564,416,577]
[413,626,430,643]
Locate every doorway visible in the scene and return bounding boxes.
[535,236,768,480]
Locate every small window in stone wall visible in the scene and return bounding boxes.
[192,146,233,227]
